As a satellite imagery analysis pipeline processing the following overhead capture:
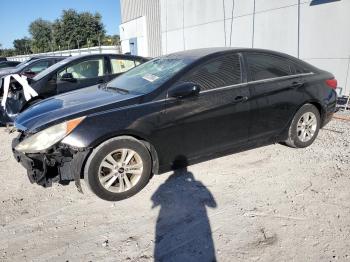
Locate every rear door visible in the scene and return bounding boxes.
[160,52,251,164]
[244,52,307,140]
[106,55,140,81]
[56,56,108,94]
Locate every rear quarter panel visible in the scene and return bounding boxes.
[301,71,337,127]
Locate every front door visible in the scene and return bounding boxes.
[56,57,107,94]
[159,53,251,167]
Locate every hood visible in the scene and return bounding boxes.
[15,85,143,132]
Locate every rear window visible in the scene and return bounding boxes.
[110,59,136,74]
[246,53,294,81]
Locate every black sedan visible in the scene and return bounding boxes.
[0,54,148,124]
[12,48,337,201]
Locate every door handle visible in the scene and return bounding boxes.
[291,81,304,88]
[234,95,248,103]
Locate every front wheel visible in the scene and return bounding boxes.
[84,136,152,201]
[285,104,321,148]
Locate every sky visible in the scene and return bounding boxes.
[0,0,121,48]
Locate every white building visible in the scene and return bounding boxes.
[120,0,350,95]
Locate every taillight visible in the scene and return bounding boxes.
[326,79,337,89]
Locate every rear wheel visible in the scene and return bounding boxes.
[285,104,320,148]
[84,136,152,201]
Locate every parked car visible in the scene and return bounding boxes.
[0,54,148,124]
[0,61,21,69]
[0,57,6,62]
[12,48,337,201]
[0,56,66,78]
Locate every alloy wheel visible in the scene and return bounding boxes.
[296,112,318,142]
[98,149,143,193]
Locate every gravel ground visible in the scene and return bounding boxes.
[0,116,349,262]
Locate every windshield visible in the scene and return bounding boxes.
[14,60,32,70]
[33,58,71,81]
[106,57,192,94]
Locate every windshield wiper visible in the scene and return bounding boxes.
[104,85,129,94]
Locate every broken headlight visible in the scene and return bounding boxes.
[15,117,85,153]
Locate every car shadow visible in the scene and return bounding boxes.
[151,158,217,262]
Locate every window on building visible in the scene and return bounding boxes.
[181,53,242,91]
[246,53,294,81]
[310,0,341,6]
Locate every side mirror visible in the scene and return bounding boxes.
[61,73,77,82]
[168,82,201,99]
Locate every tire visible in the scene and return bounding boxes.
[285,103,321,148]
[84,136,152,201]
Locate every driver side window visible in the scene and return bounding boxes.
[58,58,105,80]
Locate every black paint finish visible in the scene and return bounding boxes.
[14,48,337,184]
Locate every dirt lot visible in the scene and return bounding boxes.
[0,115,349,262]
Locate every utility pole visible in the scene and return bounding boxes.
[345,56,350,111]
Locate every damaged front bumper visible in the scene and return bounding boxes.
[12,136,91,192]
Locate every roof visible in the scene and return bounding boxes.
[164,47,301,62]
[63,53,148,61]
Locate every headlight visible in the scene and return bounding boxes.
[15,117,85,153]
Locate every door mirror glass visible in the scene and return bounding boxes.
[169,82,201,99]
[61,73,77,82]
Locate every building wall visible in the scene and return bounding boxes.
[160,0,350,95]
[120,16,149,56]
[120,0,161,57]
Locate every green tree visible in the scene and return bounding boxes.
[102,35,120,46]
[52,9,105,50]
[29,19,53,53]
[13,37,32,55]
[52,9,79,50]
[0,48,16,57]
